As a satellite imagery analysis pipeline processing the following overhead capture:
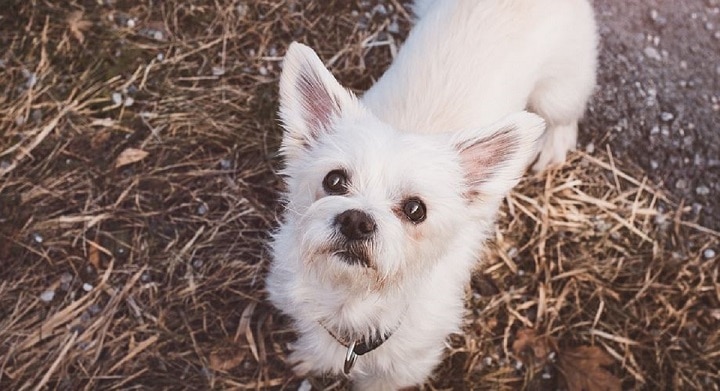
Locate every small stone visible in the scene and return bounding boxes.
[258,66,268,76]
[123,97,134,107]
[297,379,312,391]
[650,125,660,135]
[60,272,73,284]
[585,142,595,154]
[40,290,55,302]
[706,22,715,30]
[482,356,493,366]
[541,371,552,379]
[82,283,93,292]
[141,271,152,282]
[660,112,674,121]
[192,258,204,269]
[644,46,662,61]
[236,3,248,18]
[650,160,659,170]
[14,115,25,126]
[152,30,164,41]
[25,72,37,88]
[675,179,688,189]
[219,158,232,170]
[514,360,523,371]
[649,9,667,26]
[197,204,208,215]
[127,18,136,28]
[696,185,710,195]
[156,52,165,61]
[111,92,122,105]
[211,66,225,76]
[654,213,667,226]
[372,4,388,15]
[387,19,400,34]
[32,233,43,243]
[703,248,716,259]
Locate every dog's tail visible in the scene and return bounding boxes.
[411,0,439,20]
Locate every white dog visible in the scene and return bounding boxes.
[266,0,596,389]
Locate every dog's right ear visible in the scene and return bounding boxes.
[278,42,356,159]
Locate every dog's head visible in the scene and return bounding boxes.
[272,43,544,290]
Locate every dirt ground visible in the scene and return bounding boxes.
[0,1,718,390]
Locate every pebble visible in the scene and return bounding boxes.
[212,66,225,76]
[82,283,93,292]
[258,66,268,76]
[585,142,595,153]
[696,185,710,195]
[236,3,248,19]
[192,258,204,269]
[387,19,400,34]
[141,270,152,282]
[156,52,165,61]
[40,290,55,302]
[197,204,208,215]
[675,179,688,189]
[514,360,523,371]
[297,379,312,391]
[644,46,662,61]
[111,92,123,105]
[649,9,667,26]
[703,248,716,259]
[219,158,232,170]
[660,112,674,122]
[14,115,25,126]
[32,233,43,243]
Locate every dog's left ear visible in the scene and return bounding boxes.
[452,111,546,199]
[278,42,356,159]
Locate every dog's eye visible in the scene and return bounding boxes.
[403,198,426,223]
[323,170,349,195]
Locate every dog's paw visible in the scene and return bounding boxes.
[531,121,578,172]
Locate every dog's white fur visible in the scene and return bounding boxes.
[267,0,596,389]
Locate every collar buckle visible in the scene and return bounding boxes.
[343,340,358,374]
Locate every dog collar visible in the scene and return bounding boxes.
[320,323,395,374]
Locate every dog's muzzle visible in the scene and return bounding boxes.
[332,209,376,267]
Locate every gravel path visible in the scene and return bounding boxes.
[586,0,720,229]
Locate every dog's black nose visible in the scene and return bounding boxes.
[335,209,376,240]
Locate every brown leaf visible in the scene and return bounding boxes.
[67,11,92,44]
[512,328,557,365]
[558,346,621,391]
[209,348,246,372]
[115,148,148,168]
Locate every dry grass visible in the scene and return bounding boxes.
[0,1,718,390]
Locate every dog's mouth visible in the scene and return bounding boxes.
[327,241,373,268]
